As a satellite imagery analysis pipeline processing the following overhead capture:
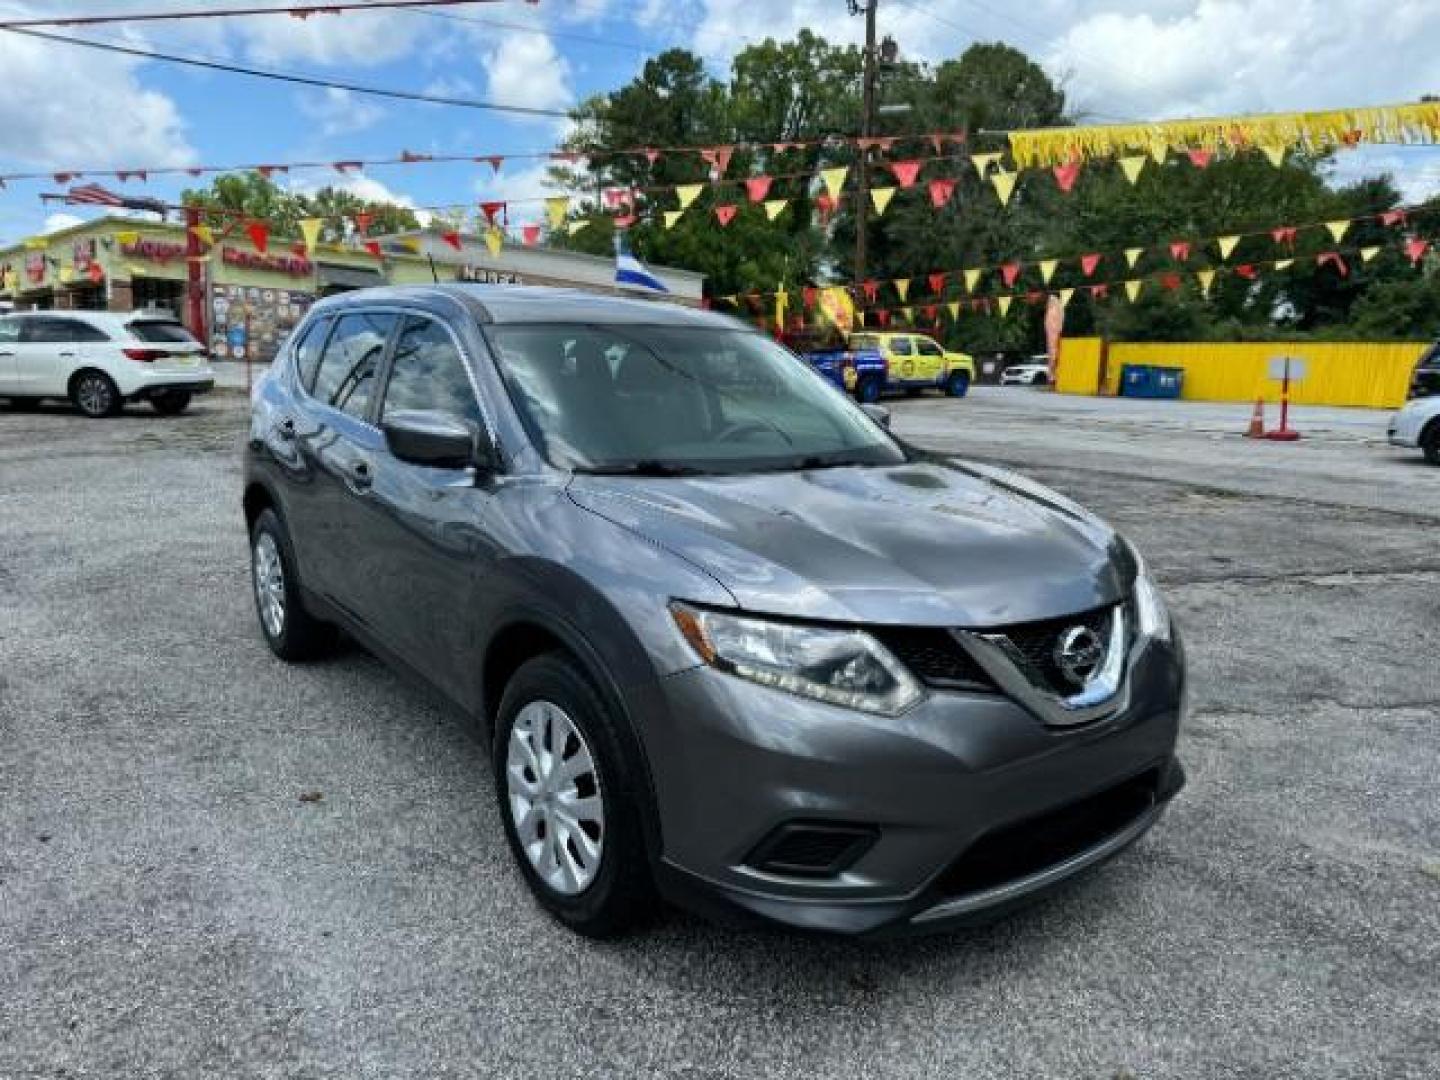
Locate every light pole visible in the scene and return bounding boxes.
[850,0,878,283]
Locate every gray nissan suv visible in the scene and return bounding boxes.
[244,285,1185,938]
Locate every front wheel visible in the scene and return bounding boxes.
[495,653,657,938]
[151,390,192,415]
[1423,423,1440,466]
[250,508,333,661]
[855,374,883,404]
[71,371,121,418]
[945,371,971,398]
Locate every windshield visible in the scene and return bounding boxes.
[486,323,906,474]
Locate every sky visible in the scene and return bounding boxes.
[3,0,1440,245]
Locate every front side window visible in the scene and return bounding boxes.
[293,316,331,392]
[381,316,482,427]
[0,319,18,343]
[21,318,108,343]
[486,324,906,474]
[310,311,395,419]
[915,338,943,357]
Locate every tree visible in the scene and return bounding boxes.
[181,172,420,242]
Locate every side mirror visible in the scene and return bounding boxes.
[860,402,892,429]
[382,410,490,470]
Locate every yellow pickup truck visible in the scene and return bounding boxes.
[846,332,976,401]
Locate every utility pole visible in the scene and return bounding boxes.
[852,0,878,283]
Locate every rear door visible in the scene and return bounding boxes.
[17,316,110,396]
[287,308,398,616]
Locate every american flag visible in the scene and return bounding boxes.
[65,183,167,216]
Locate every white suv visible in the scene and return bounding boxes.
[0,310,215,418]
[1389,392,1440,466]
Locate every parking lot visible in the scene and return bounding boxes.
[2,384,1437,1079]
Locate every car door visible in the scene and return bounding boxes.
[913,336,947,384]
[887,336,918,382]
[287,308,398,619]
[347,312,493,706]
[15,316,99,397]
[0,318,19,393]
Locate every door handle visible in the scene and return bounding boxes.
[58,352,75,358]
[346,461,373,491]
[276,417,296,441]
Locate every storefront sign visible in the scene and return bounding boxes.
[73,238,97,273]
[457,265,522,284]
[222,246,313,277]
[121,238,187,264]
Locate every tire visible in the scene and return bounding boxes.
[856,374,883,404]
[945,371,971,398]
[1423,422,1440,466]
[494,653,657,938]
[249,508,334,661]
[71,371,121,418]
[151,390,192,416]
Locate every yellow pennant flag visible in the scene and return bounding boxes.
[1039,259,1058,284]
[894,278,911,301]
[484,227,503,257]
[1275,258,1295,271]
[963,268,982,293]
[996,295,1012,317]
[1261,144,1287,167]
[764,198,788,221]
[189,224,214,246]
[1125,247,1143,268]
[1217,235,1241,260]
[546,196,570,230]
[775,290,787,330]
[1195,269,1216,297]
[1124,279,1143,302]
[114,231,140,246]
[1326,220,1351,242]
[675,183,703,209]
[1149,139,1169,164]
[299,218,323,254]
[947,301,960,320]
[1119,156,1146,185]
[398,236,423,255]
[1360,246,1381,263]
[820,166,848,198]
[869,186,895,215]
[991,170,1018,206]
[1058,287,1075,308]
[23,237,48,250]
[663,210,683,230]
[971,152,1000,178]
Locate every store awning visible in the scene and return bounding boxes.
[317,263,384,290]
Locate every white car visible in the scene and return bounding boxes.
[1388,392,1440,465]
[1000,361,1051,386]
[0,310,215,418]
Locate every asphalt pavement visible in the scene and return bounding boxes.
[1,388,1436,1079]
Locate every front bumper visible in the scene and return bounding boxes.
[640,634,1186,936]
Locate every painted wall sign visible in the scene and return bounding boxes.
[122,238,187,264]
[222,246,314,277]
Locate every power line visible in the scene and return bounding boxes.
[0,26,572,119]
[0,1,520,31]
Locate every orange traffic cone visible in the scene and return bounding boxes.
[1244,397,1265,438]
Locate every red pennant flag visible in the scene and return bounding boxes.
[744,175,773,203]
[1169,241,1191,261]
[480,201,506,225]
[1025,291,1045,306]
[1160,272,1183,292]
[246,221,269,254]
[441,231,462,251]
[1341,129,1364,146]
[855,136,884,151]
[187,168,203,177]
[333,161,362,174]
[1317,252,1349,277]
[923,305,938,321]
[1405,238,1430,265]
[771,142,792,154]
[642,148,660,164]
[1380,210,1408,228]
[714,204,738,227]
[700,145,734,175]
[256,165,277,178]
[1186,149,1213,169]
[522,224,540,247]
[549,152,579,164]
[928,272,947,295]
[1000,262,1022,287]
[1080,253,1102,277]
[400,150,432,163]
[877,310,891,328]
[479,155,504,174]
[1052,161,1082,193]
[802,286,817,309]
[816,193,836,222]
[861,280,879,303]
[889,160,922,188]
[54,172,75,184]
[1090,284,1110,299]
[364,240,382,259]
[1270,226,1298,246]
[354,212,372,235]
[1235,263,1259,280]
[928,178,956,208]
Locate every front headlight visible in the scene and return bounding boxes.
[670,603,924,716]
[1128,544,1172,643]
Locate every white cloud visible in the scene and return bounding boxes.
[229,8,427,67]
[296,87,385,137]
[482,31,574,119]
[42,213,85,235]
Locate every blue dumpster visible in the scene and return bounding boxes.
[1120,364,1184,399]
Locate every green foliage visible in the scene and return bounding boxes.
[181,172,419,242]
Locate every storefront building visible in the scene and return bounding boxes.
[0,218,705,363]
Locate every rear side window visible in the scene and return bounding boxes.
[889,337,913,355]
[0,319,18,344]
[381,316,482,427]
[128,320,197,344]
[310,311,396,419]
[21,317,109,343]
[293,317,332,391]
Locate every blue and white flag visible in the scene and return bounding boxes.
[614,233,670,294]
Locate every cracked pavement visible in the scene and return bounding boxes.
[2,387,1437,1079]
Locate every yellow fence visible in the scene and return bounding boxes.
[1054,339,1426,409]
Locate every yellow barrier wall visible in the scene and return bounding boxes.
[1057,340,1425,408]
[1055,337,1103,395]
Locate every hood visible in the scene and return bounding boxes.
[567,458,1128,627]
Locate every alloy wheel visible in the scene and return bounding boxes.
[252,532,286,639]
[506,700,605,896]
[76,375,113,417]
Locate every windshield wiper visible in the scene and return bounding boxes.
[792,454,871,471]
[573,460,708,477]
